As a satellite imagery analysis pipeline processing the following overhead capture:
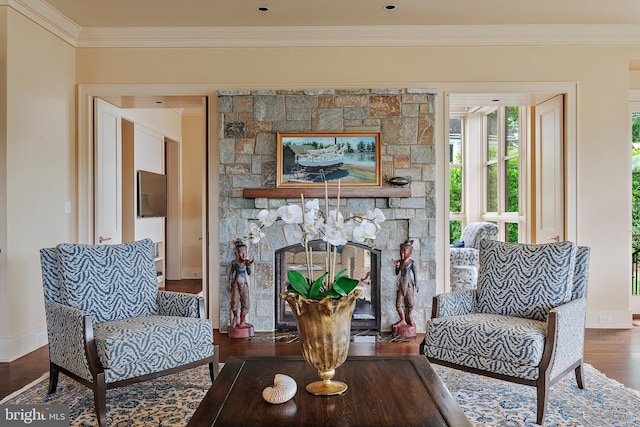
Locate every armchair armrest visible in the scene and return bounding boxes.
[45,301,94,382]
[546,298,588,380]
[156,291,205,318]
[432,289,477,318]
[449,247,479,266]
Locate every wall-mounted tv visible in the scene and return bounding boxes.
[137,170,167,218]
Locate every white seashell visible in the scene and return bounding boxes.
[262,374,297,404]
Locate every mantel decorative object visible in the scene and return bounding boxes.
[244,180,385,395]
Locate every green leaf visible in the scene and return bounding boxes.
[317,288,342,299]
[309,273,328,300]
[287,270,310,298]
[334,268,348,280]
[332,276,359,296]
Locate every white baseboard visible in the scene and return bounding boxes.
[585,309,632,329]
[0,325,48,362]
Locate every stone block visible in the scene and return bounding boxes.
[285,94,319,109]
[344,107,369,120]
[286,108,312,121]
[369,95,401,117]
[393,155,411,168]
[400,197,426,209]
[272,120,311,132]
[402,103,420,118]
[381,117,418,145]
[254,95,286,121]
[255,132,276,155]
[334,95,368,107]
[233,174,262,188]
[312,108,344,130]
[224,121,246,138]
[411,145,432,164]
[418,114,435,144]
[233,96,253,113]
[318,95,335,108]
[246,120,272,138]
[219,139,236,163]
[218,96,232,113]
[226,164,252,175]
[235,138,255,154]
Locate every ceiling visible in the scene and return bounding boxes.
[51,0,634,111]
[41,0,640,28]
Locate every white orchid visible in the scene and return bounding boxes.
[258,209,278,227]
[367,208,386,229]
[277,204,303,224]
[239,182,385,294]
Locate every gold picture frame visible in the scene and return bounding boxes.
[276,131,381,188]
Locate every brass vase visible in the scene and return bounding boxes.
[280,289,361,396]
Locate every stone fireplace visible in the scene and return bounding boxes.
[218,88,437,334]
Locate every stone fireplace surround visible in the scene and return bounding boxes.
[218,88,437,334]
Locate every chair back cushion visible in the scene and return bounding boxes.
[56,239,158,322]
[460,222,499,250]
[40,247,65,304]
[572,246,591,300]
[476,240,577,321]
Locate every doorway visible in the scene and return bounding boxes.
[78,84,217,324]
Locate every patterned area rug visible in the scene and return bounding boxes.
[2,363,639,426]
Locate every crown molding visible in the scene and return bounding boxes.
[75,24,640,48]
[3,0,80,46]
[5,0,640,48]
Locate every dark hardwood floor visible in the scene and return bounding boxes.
[2,279,639,400]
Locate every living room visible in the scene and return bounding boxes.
[2,0,640,425]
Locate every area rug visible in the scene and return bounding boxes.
[2,363,639,426]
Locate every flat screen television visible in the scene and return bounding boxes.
[137,170,167,218]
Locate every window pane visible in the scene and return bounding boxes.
[449,220,462,245]
[505,106,519,156]
[450,165,462,213]
[505,157,519,212]
[486,111,498,161]
[505,223,519,243]
[486,163,498,212]
[449,118,462,164]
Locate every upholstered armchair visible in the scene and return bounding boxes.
[40,239,218,427]
[423,240,590,425]
[450,222,499,291]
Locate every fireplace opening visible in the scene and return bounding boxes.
[274,240,381,330]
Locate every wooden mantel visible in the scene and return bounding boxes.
[242,187,411,199]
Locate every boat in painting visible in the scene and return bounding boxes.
[295,145,346,171]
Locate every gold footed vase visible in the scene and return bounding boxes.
[280,289,361,396]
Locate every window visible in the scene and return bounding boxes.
[449,106,525,245]
[483,106,522,243]
[631,112,640,295]
[449,117,463,244]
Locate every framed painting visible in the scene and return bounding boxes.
[276,132,381,188]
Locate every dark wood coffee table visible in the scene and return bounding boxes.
[187,355,471,427]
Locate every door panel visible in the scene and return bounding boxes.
[94,98,122,245]
[535,95,564,243]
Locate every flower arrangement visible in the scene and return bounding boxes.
[244,182,385,300]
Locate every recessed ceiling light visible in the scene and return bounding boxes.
[257,6,270,12]
[154,100,164,105]
[492,99,500,102]
[384,4,397,10]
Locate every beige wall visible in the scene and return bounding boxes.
[75,44,640,329]
[0,8,76,361]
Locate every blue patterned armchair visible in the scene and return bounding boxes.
[423,240,590,425]
[450,222,498,291]
[40,239,218,427]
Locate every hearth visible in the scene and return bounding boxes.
[274,240,381,330]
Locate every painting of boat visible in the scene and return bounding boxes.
[277,132,382,188]
[295,145,346,172]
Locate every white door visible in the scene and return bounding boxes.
[535,95,564,243]
[94,98,122,245]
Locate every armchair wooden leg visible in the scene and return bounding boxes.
[536,379,549,425]
[47,362,59,394]
[575,363,585,389]
[93,373,107,427]
[208,362,216,382]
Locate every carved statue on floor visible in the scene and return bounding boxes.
[392,239,418,337]
[228,239,255,338]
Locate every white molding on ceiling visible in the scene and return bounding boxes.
[5,0,640,48]
[77,24,640,48]
[3,0,80,46]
